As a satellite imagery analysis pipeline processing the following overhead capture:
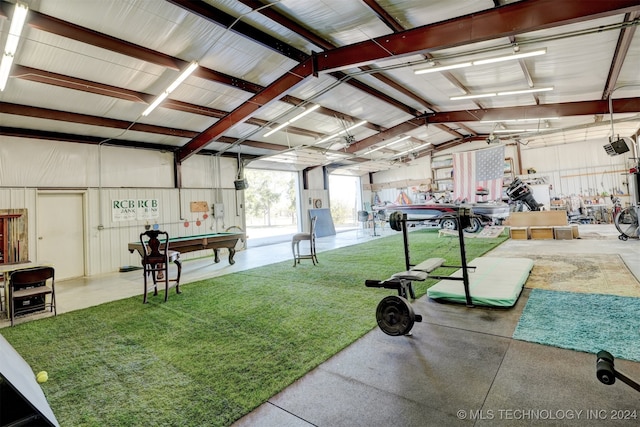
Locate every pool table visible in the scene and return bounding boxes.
[128,232,245,265]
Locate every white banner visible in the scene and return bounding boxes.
[112,199,159,221]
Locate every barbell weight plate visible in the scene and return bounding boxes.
[596,350,614,365]
[457,207,472,229]
[389,211,403,231]
[596,359,616,385]
[375,295,415,336]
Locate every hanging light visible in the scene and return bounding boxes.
[263,104,320,137]
[142,61,198,116]
[315,120,368,145]
[414,49,547,76]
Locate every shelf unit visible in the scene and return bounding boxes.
[431,156,454,193]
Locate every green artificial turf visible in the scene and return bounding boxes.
[1,229,507,426]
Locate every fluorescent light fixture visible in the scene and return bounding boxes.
[142,92,169,116]
[0,3,29,91]
[414,62,472,75]
[450,92,497,100]
[392,142,432,158]
[363,135,411,155]
[0,56,15,92]
[288,104,320,123]
[413,49,547,77]
[480,117,559,123]
[493,129,540,133]
[262,122,289,138]
[166,61,198,93]
[315,120,367,145]
[497,86,553,96]
[263,104,320,137]
[472,49,547,65]
[142,61,198,116]
[451,86,553,100]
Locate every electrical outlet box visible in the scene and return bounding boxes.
[213,203,224,218]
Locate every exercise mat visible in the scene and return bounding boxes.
[427,257,533,307]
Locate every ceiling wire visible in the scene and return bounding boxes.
[608,83,640,141]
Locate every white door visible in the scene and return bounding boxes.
[37,193,85,280]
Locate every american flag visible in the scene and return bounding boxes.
[452,145,505,202]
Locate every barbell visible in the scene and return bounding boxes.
[387,208,474,232]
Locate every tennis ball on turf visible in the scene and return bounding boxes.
[36,371,48,384]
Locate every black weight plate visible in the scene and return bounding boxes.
[596,360,616,385]
[389,211,403,231]
[375,295,415,336]
[596,350,614,364]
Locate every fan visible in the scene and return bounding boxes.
[614,205,639,240]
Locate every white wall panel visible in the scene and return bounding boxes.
[181,154,239,189]
[0,137,179,188]
[88,187,244,274]
[0,138,95,187]
[371,157,431,184]
[519,138,629,200]
[100,145,174,188]
[1,138,244,276]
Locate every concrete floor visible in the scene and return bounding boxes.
[2,224,640,426]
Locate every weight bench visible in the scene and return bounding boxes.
[365,257,479,336]
[365,257,447,300]
[366,211,488,336]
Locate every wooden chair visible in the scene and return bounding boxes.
[9,266,56,327]
[140,230,182,303]
[292,215,318,267]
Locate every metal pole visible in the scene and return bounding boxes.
[402,214,411,271]
[457,216,473,307]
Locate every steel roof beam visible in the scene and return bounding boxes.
[11,65,323,139]
[0,102,198,138]
[314,0,640,73]
[167,0,309,63]
[602,11,639,100]
[175,0,422,118]
[426,98,640,123]
[177,60,314,162]
[360,0,476,130]
[346,118,426,154]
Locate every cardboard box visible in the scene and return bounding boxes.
[554,226,573,240]
[530,226,554,239]
[571,224,580,239]
[510,227,529,240]
[504,211,568,227]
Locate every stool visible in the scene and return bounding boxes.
[292,216,318,266]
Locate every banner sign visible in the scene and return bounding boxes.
[112,199,159,221]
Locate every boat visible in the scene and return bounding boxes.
[375,201,510,233]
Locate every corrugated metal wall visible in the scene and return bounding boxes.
[3,136,631,277]
[519,139,631,202]
[0,140,244,276]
